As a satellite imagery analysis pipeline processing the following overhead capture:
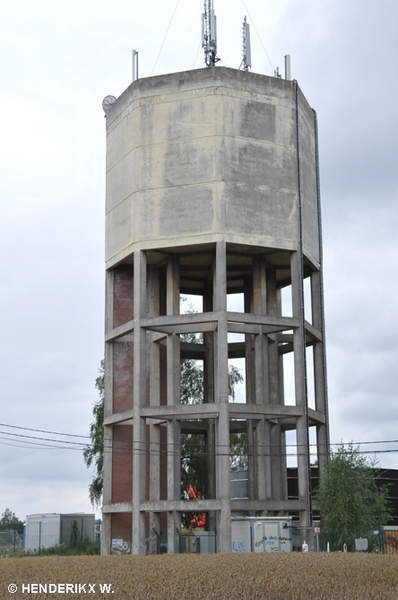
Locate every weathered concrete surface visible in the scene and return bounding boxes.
[105,67,319,268]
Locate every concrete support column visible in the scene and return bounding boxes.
[204,330,216,512]
[166,256,180,553]
[132,250,147,553]
[311,270,329,472]
[266,268,279,407]
[266,268,283,501]
[148,266,160,506]
[167,419,181,553]
[102,269,114,554]
[149,512,160,555]
[291,251,311,527]
[102,426,113,554]
[167,256,180,316]
[148,343,161,544]
[102,513,111,557]
[102,419,113,507]
[214,241,231,552]
[253,257,267,501]
[244,277,256,505]
[204,286,216,530]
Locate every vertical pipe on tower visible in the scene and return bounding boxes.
[285,54,291,80]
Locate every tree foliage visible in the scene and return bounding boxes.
[69,519,79,549]
[84,322,244,508]
[83,360,104,508]
[229,432,248,472]
[0,508,23,531]
[180,337,245,500]
[315,443,390,551]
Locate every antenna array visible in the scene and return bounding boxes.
[202,0,219,67]
[241,16,251,71]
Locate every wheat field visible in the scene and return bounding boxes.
[1,553,398,599]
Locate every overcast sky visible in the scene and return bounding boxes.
[1,0,397,523]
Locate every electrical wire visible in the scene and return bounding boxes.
[0,430,87,448]
[0,438,83,451]
[1,435,398,460]
[0,422,90,439]
[192,41,203,70]
[151,0,181,76]
[1,422,398,459]
[4,421,398,449]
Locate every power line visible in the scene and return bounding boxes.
[3,421,398,449]
[0,430,87,447]
[0,422,90,439]
[151,0,181,76]
[2,421,398,460]
[0,438,83,451]
[1,434,398,461]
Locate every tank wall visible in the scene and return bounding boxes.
[297,88,320,264]
[105,67,320,268]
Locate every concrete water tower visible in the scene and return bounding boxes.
[101,47,329,554]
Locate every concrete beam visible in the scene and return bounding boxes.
[230,499,307,511]
[105,319,134,342]
[304,320,322,343]
[228,403,304,419]
[103,502,133,513]
[140,500,223,512]
[308,408,326,425]
[227,312,300,329]
[104,409,134,426]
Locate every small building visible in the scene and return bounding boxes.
[24,513,95,552]
[231,517,293,553]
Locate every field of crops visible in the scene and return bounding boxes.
[1,553,398,599]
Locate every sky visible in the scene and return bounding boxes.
[1,0,398,523]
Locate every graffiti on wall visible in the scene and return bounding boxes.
[111,538,131,554]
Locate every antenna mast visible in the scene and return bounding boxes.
[202,0,219,67]
[241,16,251,71]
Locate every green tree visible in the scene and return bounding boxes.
[315,442,390,551]
[180,331,205,405]
[83,360,104,508]
[69,519,79,549]
[229,432,248,472]
[84,327,244,507]
[180,328,245,499]
[0,508,23,531]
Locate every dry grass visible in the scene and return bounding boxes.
[1,553,398,599]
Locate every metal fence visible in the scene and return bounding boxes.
[178,530,216,554]
[380,529,398,554]
[0,529,23,554]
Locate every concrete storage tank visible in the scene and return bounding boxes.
[102,65,329,554]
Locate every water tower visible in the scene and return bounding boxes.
[101,11,328,555]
